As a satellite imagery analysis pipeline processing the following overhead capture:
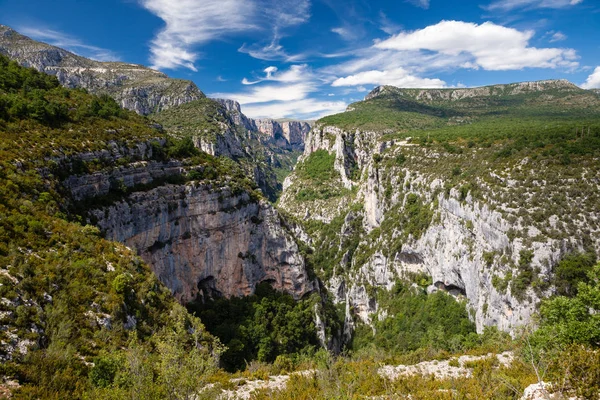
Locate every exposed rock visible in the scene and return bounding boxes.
[280,120,600,337]
[379,351,514,381]
[213,98,310,152]
[84,183,311,303]
[214,99,257,132]
[0,25,204,115]
[366,80,582,102]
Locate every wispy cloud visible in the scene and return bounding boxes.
[406,0,431,9]
[210,64,344,120]
[379,12,402,35]
[17,26,119,61]
[138,0,258,71]
[242,65,312,85]
[238,0,311,61]
[581,66,600,89]
[484,0,583,12]
[547,31,567,42]
[239,98,347,120]
[138,0,311,70]
[212,82,315,104]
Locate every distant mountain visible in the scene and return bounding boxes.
[280,77,600,341]
[214,98,311,152]
[0,25,204,115]
[364,79,583,103]
[324,79,600,131]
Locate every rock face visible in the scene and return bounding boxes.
[62,146,313,304]
[214,98,258,132]
[280,120,600,337]
[214,99,310,152]
[365,80,582,103]
[254,119,311,151]
[92,184,311,303]
[0,25,204,115]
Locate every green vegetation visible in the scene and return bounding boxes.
[552,252,596,297]
[187,283,323,372]
[529,263,600,398]
[0,54,224,398]
[293,150,353,201]
[150,98,229,142]
[351,282,480,355]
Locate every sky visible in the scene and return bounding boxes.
[1,0,599,120]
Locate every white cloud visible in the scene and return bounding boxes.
[549,31,567,42]
[211,82,315,104]
[581,67,600,89]
[379,12,402,35]
[17,26,119,61]
[485,0,583,12]
[406,0,430,9]
[331,27,356,40]
[375,20,578,71]
[211,62,344,119]
[139,0,310,70]
[237,0,311,61]
[332,68,446,88]
[241,98,347,120]
[242,64,313,85]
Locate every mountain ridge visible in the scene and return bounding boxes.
[0,24,204,115]
[364,79,584,103]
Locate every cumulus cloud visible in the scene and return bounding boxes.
[374,20,578,71]
[581,67,600,89]
[18,26,119,61]
[331,68,446,88]
[485,0,583,12]
[139,0,310,70]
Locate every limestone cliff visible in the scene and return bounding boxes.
[214,98,258,132]
[280,81,600,337]
[214,99,311,152]
[62,144,313,304]
[92,184,311,303]
[365,80,582,103]
[0,25,204,115]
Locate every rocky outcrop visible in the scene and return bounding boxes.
[214,98,257,132]
[254,119,310,151]
[280,121,600,336]
[91,184,311,303]
[0,25,204,115]
[62,148,312,303]
[366,80,582,103]
[213,99,310,151]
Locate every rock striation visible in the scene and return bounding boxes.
[62,146,312,304]
[280,117,600,337]
[0,25,204,115]
[214,99,311,151]
[92,184,311,303]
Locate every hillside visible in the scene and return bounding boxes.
[0,54,330,398]
[0,25,204,115]
[280,79,600,337]
[1,25,599,398]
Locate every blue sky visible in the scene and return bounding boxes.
[1,0,599,120]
